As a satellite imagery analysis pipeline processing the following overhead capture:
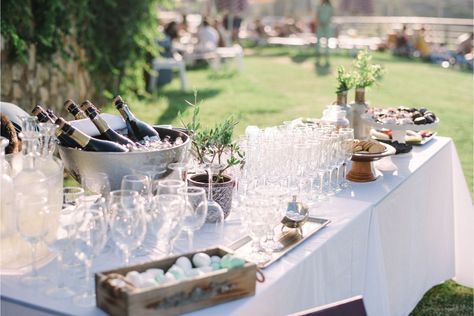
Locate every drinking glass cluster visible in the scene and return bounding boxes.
[237,124,354,205]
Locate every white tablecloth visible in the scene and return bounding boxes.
[1,137,472,316]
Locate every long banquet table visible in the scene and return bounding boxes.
[1,136,472,316]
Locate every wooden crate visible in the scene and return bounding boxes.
[95,246,257,316]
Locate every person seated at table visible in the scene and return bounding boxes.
[413,27,431,60]
[213,16,230,48]
[454,32,473,69]
[196,18,219,53]
[393,25,412,57]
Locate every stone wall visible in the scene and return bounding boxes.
[1,42,95,116]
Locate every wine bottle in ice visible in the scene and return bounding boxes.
[112,95,159,142]
[80,100,135,147]
[55,118,128,152]
[64,100,87,120]
[31,105,79,148]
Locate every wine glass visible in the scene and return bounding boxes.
[201,163,225,224]
[81,172,111,203]
[178,187,208,251]
[155,179,185,195]
[44,204,79,298]
[16,194,51,285]
[73,198,108,307]
[153,194,186,256]
[109,190,147,265]
[167,162,191,183]
[121,174,151,208]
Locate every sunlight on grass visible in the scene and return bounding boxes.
[99,47,472,196]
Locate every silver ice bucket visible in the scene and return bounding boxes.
[57,127,191,190]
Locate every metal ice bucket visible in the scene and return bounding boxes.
[57,127,191,190]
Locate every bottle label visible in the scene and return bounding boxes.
[69,130,90,147]
[92,116,109,133]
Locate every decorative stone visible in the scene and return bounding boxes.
[192,253,211,268]
[141,279,157,288]
[168,265,185,280]
[211,262,221,271]
[198,266,213,274]
[220,254,245,269]
[210,255,221,263]
[163,272,176,283]
[125,271,142,287]
[176,256,192,271]
[185,268,201,278]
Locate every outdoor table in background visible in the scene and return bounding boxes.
[1,137,472,316]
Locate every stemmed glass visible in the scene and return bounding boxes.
[109,190,147,265]
[16,195,51,285]
[168,162,191,183]
[178,187,208,251]
[73,197,108,307]
[340,128,354,189]
[81,172,111,203]
[44,187,84,298]
[202,163,225,223]
[153,194,186,256]
[155,179,185,195]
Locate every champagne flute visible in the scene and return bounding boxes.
[178,187,208,251]
[73,198,108,307]
[340,128,354,189]
[16,195,51,285]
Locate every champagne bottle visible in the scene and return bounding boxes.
[113,95,159,142]
[80,100,135,147]
[55,118,128,152]
[64,99,87,120]
[31,105,79,148]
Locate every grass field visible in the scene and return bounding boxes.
[97,47,473,314]
[102,47,473,195]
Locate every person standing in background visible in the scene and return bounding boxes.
[315,0,333,65]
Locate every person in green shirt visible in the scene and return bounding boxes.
[315,0,333,64]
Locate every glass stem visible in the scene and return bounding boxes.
[57,253,65,288]
[31,241,38,277]
[342,162,347,185]
[207,167,213,202]
[124,248,130,266]
[84,260,92,296]
[187,230,194,251]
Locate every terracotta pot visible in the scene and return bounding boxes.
[188,174,235,221]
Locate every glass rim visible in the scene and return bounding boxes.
[177,187,205,195]
[156,179,185,187]
[109,189,140,197]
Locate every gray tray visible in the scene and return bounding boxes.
[228,217,330,269]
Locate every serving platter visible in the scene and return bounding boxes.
[347,142,396,182]
[371,131,437,146]
[228,217,330,269]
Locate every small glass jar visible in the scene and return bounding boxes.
[321,106,350,130]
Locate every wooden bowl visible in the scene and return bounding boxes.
[347,142,396,182]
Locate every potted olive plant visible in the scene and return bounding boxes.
[350,50,384,139]
[180,93,244,220]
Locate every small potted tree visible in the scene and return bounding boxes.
[180,93,244,220]
[351,50,384,139]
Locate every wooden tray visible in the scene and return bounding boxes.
[95,246,257,316]
[228,217,330,269]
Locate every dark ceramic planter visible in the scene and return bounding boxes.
[188,174,235,221]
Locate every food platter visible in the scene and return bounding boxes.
[347,142,396,182]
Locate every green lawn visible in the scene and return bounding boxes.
[102,47,473,195]
[96,47,473,314]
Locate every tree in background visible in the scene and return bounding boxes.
[1,0,167,101]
